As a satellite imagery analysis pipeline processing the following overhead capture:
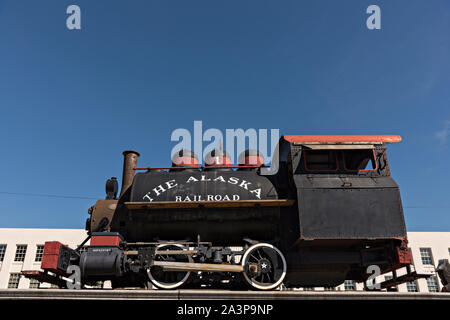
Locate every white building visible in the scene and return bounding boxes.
[0,229,448,292]
[335,232,450,293]
[0,229,89,289]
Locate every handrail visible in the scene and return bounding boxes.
[134,165,267,171]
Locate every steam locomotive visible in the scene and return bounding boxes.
[23,135,425,290]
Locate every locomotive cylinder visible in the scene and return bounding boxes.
[79,247,124,279]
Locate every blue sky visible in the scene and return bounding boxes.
[0,0,449,230]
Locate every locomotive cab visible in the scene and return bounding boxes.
[276,135,410,287]
[285,135,405,241]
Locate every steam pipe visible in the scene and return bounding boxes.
[120,150,140,197]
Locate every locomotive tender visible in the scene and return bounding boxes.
[24,135,422,290]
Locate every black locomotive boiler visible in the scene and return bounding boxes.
[24,135,425,290]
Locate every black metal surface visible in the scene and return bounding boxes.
[118,170,281,244]
[57,245,79,273]
[290,145,407,240]
[130,170,278,202]
[119,207,280,245]
[79,247,124,280]
[437,259,450,291]
[295,183,406,239]
[105,177,118,200]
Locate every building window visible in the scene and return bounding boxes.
[344,280,356,291]
[29,279,40,289]
[426,276,439,292]
[14,245,27,262]
[406,280,418,292]
[324,287,335,291]
[35,245,44,262]
[0,244,6,262]
[419,248,434,266]
[303,287,314,291]
[8,273,21,288]
[384,276,398,292]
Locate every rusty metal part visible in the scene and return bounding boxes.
[153,261,243,273]
[155,250,198,255]
[21,270,66,288]
[126,241,212,246]
[120,150,140,197]
[89,200,118,232]
[125,199,295,210]
[248,264,259,275]
[379,271,431,289]
[283,134,402,144]
[124,249,200,256]
[124,250,138,255]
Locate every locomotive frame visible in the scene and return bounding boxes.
[23,135,430,290]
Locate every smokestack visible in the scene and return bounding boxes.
[120,150,140,197]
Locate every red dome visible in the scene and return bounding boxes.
[205,149,231,167]
[238,149,264,166]
[171,149,199,168]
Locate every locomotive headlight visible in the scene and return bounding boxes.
[105,177,118,200]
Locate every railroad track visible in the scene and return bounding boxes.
[0,289,449,300]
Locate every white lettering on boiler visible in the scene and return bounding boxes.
[142,176,261,201]
[174,194,241,202]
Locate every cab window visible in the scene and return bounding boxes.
[342,149,377,171]
[304,150,338,171]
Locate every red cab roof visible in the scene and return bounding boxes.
[283,135,402,144]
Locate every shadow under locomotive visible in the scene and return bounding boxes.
[22,135,432,290]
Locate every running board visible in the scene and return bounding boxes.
[125,199,295,210]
